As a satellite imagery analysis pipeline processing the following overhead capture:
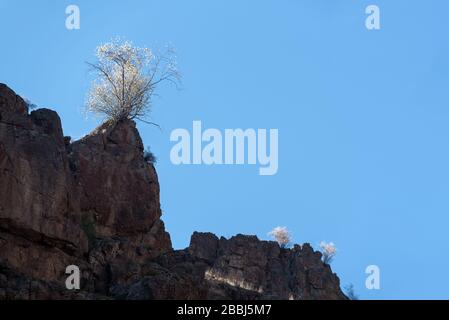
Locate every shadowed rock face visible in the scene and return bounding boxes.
[0,84,347,300]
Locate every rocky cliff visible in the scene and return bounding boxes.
[0,84,346,300]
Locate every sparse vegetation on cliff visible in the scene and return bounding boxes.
[85,38,180,125]
[268,226,292,248]
[320,241,337,264]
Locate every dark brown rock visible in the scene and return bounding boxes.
[0,84,28,116]
[0,88,87,261]
[157,233,346,300]
[189,232,219,262]
[69,120,168,244]
[0,84,347,300]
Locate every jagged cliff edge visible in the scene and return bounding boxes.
[0,84,346,300]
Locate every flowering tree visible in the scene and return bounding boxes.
[85,38,180,124]
[268,226,292,248]
[319,241,337,264]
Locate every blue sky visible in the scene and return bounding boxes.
[2,0,449,299]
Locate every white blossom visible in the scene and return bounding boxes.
[268,226,292,248]
[85,37,180,123]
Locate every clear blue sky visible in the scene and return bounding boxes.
[2,0,449,299]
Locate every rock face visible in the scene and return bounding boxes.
[0,84,347,300]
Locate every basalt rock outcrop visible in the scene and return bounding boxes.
[0,84,346,300]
